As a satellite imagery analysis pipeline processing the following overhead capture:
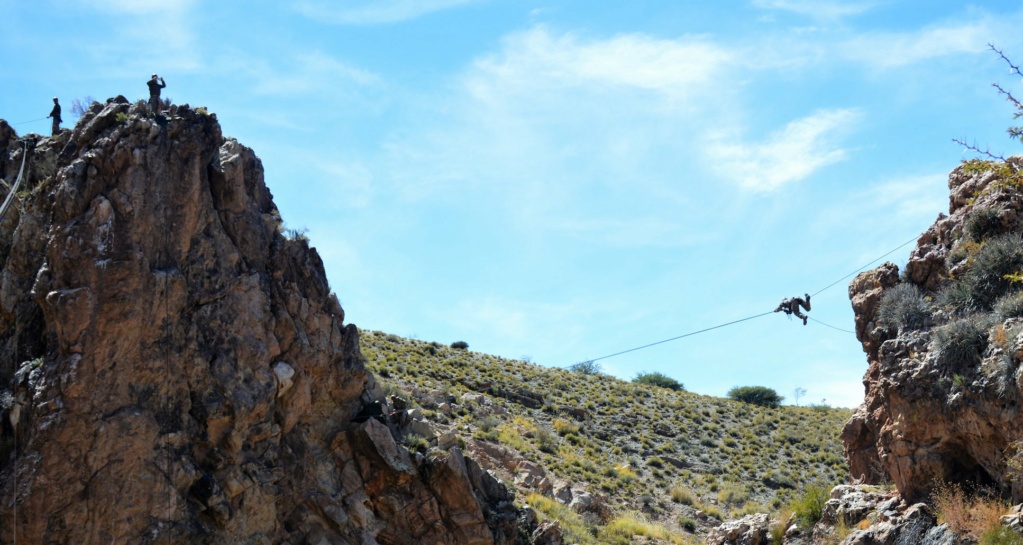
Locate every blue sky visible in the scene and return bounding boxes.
[3,1,1023,407]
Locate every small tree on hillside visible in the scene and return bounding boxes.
[633,371,684,391]
[727,386,784,408]
[793,387,807,407]
[569,360,601,375]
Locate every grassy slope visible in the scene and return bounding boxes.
[360,329,852,541]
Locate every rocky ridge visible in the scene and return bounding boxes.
[0,98,521,544]
[843,156,1023,503]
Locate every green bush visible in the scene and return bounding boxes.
[728,386,784,408]
[877,282,932,331]
[933,315,991,369]
[450,340,469,350]
[791,482,830,529]
[980,526,1023,545]
[965,206,1004,242]
[633,371,684,391]
[943,233,1023,313]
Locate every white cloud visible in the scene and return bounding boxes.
[840,22,993,68]
[469,27,732,102]
[706,108,861,192]
[751,0,874,20]
[294,0,480,25]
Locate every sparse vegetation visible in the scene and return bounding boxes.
[359,330,851,538]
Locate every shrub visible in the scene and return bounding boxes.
[569,360,601,375]
[450,340,469,350]
[791,482,830,528]
[727,386,784,408]
[679,516,698,532]
[981,526,1023,545]
[933,482,1011,540]
[994,291,1023,320]
[670,486,695,505]
[965,206,1004,242]
[933,315,991,369]
[633,371,684,391]
[949,234,1023,312]
[877,282,932,331]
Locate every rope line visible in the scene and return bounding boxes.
[808,316,855,334]
[810,235,918,297]
[571,234,921,367]
[8,118,47,126]
[0,142,28,226]
[582,311,775,364]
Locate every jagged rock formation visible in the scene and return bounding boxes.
[843,156,1023,503]
[0,98,519,544]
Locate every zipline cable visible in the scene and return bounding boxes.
[572,234,921,367]
[810,235,919,298]
[581,311,775,364]
[808,316,855,334]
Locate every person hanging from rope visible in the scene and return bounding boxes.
[774,293,811,325]
[47,97,62,136]
[147,73,166,114]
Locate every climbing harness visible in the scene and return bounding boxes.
[0,141,28,226]
[569,234,921,367]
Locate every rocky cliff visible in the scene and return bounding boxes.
[843,156,1023,503]
[0,98,519,544]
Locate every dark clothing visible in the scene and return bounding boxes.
[147,77,166,98]
[775,294,811,325]
[148,77,166,114]
[48,103,62,136]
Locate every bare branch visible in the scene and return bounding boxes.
[990,43,1023,77]
[952,137,1006,162]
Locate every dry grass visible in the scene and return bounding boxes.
[933,482,1011,539]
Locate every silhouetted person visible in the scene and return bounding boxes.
[147,73,166,114]
[775,293,811,325]
[47,97,62,136]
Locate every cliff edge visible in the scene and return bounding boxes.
[0,98,519,544]
[844,156,1023,503]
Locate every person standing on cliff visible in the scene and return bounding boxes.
[774,293,811,325]
[147,73,166,114]
[47,97,62,136]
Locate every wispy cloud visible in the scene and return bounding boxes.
[840,21,994,68]
[293,0,480,25]
[469,27,732,102]
[706,109,861,192]
[751,0,874,21]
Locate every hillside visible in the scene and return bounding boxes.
[360,329,852,542]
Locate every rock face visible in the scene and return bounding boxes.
[843,156,1023,502]
[0,99,519,544]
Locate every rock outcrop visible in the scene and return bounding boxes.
[843,156,1023,503]
[0,99,519,544]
